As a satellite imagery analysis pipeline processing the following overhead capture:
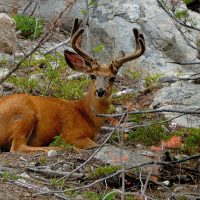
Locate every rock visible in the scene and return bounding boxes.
[94,145,155,173]
[0,13,16,54]
[20,172,30,179]
[2,82,14,91]
[0,68,9,79]
[48,61,59,69]
[66,73,84,80]
[29,73,45,81]
[48,150,57,158]
[152,81,200,128]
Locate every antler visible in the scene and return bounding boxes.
[112,28,145,70]
[71,19,95,65]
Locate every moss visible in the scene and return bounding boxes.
[128,124,169,146]
[88,165,121,180]
[144,73,162,87]
[173,128,200,154]
[49,135,75,150]
[12,15,44,39]
[7,76,41,94]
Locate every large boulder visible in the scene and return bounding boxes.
[0,13,16,54]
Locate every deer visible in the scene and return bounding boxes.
[0,18,145,153]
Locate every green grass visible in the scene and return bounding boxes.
[128,124,169,146]
[88,165,121,179]
[12,15,44,39]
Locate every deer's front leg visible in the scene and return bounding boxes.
[62,129,99,149]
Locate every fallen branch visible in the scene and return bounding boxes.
[26,167,84,179]
[96,108,200,118]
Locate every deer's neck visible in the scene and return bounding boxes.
[81,85,111,130]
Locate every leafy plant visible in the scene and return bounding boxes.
[49,135,75,150]
[12,15,44,39]
[8,76,40,94]
[128,124,169,146]
[38,156,47,165]
[175,10,189,21]
[92,44,105,53]
[50,178,65,189]
[183,0,193,5]
[1,171,18,182]
[88,165,121,179]
[144,73,162,87]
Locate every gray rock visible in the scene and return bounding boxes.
[95,145,154,172]
[29,73,45,81]
[2,82,14,91]
[152,81,200,128]
[0,13,16,54]
[0,68,9,79]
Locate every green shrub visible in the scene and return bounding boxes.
[128,124,169,146]
[12,15,44,39]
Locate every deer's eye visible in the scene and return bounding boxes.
[90,75,96,80]
[109,77,115,82]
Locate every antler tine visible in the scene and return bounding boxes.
[115,28,145,68]
[71,28,94,64]
[71,18,83,37]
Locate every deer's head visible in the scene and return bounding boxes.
[64,19,145,99]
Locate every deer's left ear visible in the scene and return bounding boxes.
[64,50,91,73]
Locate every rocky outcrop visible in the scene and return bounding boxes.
[0,13,17,54]
[0,0,200,128]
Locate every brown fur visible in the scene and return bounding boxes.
[0,81,110,153]
[0,24,145,153]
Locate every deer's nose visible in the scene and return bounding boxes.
[96,88,106,97]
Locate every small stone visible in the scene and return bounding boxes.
[29,73,45,81]
[0,68,9,78]
[20,172,30,179]
[2,82,14,91]
[162,180,170,186]
[49,61,59,69]
[48,150,57,158]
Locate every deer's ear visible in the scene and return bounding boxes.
[64,50,91,73]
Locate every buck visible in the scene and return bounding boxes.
[0,19,145,153]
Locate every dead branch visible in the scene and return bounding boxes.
[96,108,200,118]
[33,170,123,196]
[26,167,84,179]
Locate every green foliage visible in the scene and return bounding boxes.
[52,78,88,99]
[183,0,193,5]
[1,171,9,182]
[50,178,65,189]
[12,15,44,39]
[38,156,47,165]
[175,10,189,20]
[88,165,120,179]
[50,135,75,149]
[92,44,105,53]
[1,171,18,182]
[130,71,141,80]
[0,58,8,66]
[89,0,97,6]
[109,104,116,113]
[9,52,88,99]
[183,128,200,154]
[144,73,162,87]
[83,191,116,200]
[8,76,40,94]
[128,124,169,146]
[81,9,88,16]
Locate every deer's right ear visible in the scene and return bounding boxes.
[64,50,91,73]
